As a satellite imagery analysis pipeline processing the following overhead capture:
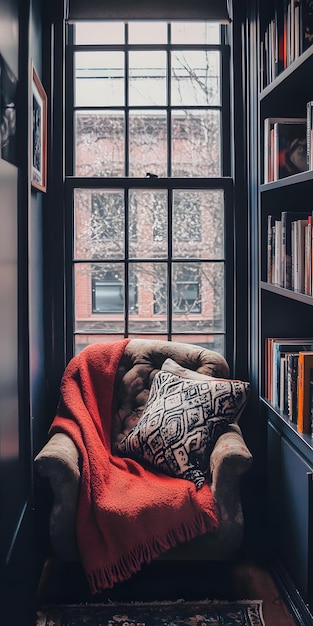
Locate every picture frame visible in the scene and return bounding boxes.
[31,64,47,192]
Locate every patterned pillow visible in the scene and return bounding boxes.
[116,367,250,490]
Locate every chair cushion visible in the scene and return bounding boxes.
[116,360,250,490]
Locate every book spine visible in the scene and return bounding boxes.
[297,352,311,433]
[267,215,273,283]
[294,0,301,58]
[311,215,313,296]
[281,214,287,288]
[287,353,299,421]
[310,380,313,436]
[305,216,312,295]
[291,220,296,290]
[307,100,313,170]
[300,0,313,54]
[297,352,305,430]
[273,122,279,181]
[274,220,282,285]
[294,219,308,292]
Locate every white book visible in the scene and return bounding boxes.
[307,101,313,170]
[292,219,308,292]
[274,220,282,286]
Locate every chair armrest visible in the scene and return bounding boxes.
[210,424,253,517]
[34,433,81,560]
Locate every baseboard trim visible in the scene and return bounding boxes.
[269,559,313,626]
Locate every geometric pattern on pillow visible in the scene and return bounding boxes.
[116,370,250,490]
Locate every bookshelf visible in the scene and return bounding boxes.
[257,0,313,614]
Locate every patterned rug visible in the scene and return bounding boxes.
[37,599,265,625]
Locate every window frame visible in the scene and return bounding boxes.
[64,20,234,363]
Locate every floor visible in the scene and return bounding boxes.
[37,554,302,626]
[229,559,299,626]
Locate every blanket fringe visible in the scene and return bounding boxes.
[87,511,217,593]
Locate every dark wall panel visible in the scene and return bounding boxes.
[0,0,21,572]
[29,0,47,458]
[0,0,47,621]
[0,159,20,566]
[0,0,18,75]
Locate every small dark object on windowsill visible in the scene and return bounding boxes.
[146,172,158,178]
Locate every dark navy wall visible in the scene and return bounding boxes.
[0,1,47,624]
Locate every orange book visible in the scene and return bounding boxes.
[297,351,313,434]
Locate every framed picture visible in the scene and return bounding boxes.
[31,64,47,192]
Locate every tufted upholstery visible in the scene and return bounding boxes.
[34,340,252,563]
[111,339,231,447]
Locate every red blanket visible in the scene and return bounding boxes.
[49,340,219,593]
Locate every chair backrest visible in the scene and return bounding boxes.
[111,339,229,446]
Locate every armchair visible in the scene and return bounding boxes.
[35,339,252,590]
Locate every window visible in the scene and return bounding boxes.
[154,264,201,315]
[66,20,232,359]
[92,268,138,314]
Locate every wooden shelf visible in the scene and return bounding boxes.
[259,45,313,107]
[261,397,313,461]
[260,282,313,306]
[260,170,313,193]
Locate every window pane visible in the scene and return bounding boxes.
[129,189,168,259]
[75,111,125,177]
[74,189,125,260]
[172,261,224,333]
[171,334,225,356]
[171,50,220,106]
[172,189,224,258]
[93,275,124,313]
[75,21,124,44]
[129,111,167,177]
[92,267,137,314]
[171,22,220,44]
[74,263,125,333]
[128,262,168,333]
[75,51,124,107]
[172,264,201,313]
[75,334,125,355]
[129,51,167,106]
[171,109,221,177]
[128,21,167,44]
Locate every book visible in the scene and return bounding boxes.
[287,352,300,421]
[309,379,313,435]
[274,219,282,285]
[300,0,313,54]
[267,214,274,283]
[294,0,301,58]
[304,215,312,294]
[273,119,307,179]
[281,211,310,288]
[297,350,313,433]
[291,218,308,292]
[306,100,313,170]
[280,350,298,413]
[275,4,286,75]
[264,117,307,182]
[264,118,287,182]
[266,337,313,406]
[264,118,276,182]
[279,354,287,411]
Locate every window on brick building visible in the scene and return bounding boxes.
[92,267,138,314]
[66,20,232,358]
